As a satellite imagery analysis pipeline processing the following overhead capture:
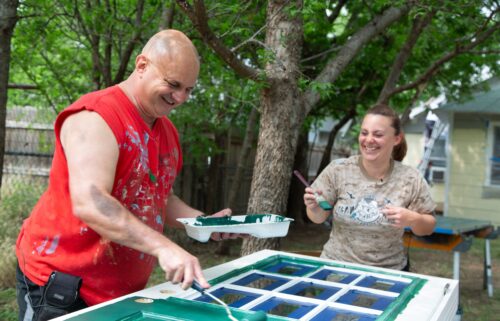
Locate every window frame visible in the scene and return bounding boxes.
[486,121,500,187]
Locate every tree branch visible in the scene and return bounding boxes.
[328,0,347,24]
[7,83,38,90]
[388,20,500,97]
[303,3,413,115]
[103,0,113,86]
[377,9,436,104]
[468,49,500,55]
[73,0,103,88]
[159,1,176,30]
[315,106,356,177]
[231,24,267,53]
[175,0,260,80]
[113,0,146,84]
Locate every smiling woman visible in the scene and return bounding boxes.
[301,103,437,272]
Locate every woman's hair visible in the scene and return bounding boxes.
[365,104,407,161]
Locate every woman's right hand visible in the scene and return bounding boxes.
[304,187,331,223]
[304,187,320,209]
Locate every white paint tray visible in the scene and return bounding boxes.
[177,214,294,242]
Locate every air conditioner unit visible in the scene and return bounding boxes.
[430,166,445,183]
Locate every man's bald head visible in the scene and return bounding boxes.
[141,29,199,67]
[120,29,200,126]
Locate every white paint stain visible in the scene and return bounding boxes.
[36,237,49,255]
[45,234,61,254]
[35,235,61,255]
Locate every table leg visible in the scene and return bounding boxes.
[484,239,493,297]
[453,251,460,280]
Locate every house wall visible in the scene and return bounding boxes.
[403,133,445,208]
[403,133,423,168]
[447,113,500,225]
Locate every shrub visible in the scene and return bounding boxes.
[0,179,46,288]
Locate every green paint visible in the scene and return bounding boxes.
[208,254,427,321]
[67,296,275,321]
[318,200,333,211]
[194,214,288,226]
[375,277,426,321]
[148,170,157,183]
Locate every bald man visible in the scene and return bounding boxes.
[15,30,232,321]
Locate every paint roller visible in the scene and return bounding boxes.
[191,280,267,321]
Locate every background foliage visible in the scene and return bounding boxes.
[1,0,499,319]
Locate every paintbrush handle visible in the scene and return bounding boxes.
[294,170,333,211]
[293,170,310,187]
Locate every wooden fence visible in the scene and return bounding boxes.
[2,120,343,213]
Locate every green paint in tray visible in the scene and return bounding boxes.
[194,214,287,226]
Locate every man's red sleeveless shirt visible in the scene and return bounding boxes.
[16,86,182,305]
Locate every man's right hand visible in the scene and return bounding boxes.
[156,244,209,291]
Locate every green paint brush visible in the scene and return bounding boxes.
[293,170,333,211]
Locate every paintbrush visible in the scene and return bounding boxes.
[293,170,333,211]
[191,280,238,321]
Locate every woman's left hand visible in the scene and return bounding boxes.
[382,205,417,228]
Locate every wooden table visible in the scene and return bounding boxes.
[404,216,498,297]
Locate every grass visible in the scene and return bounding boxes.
[410,238,500,321]
[0,288,17,321]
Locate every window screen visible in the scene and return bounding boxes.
[491,125,500,185]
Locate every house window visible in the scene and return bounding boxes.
[489,123,500,186]
[427,135,447,184]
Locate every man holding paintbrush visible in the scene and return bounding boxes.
[15,29,235,321]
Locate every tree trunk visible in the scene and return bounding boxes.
[226,107,258,209]
[241,0,304,256]
[0,0,19,195]
[206,133,226,214]
[159,1,176,30]
[316,108,356,177]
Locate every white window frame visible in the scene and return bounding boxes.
[428,134,447,184]
[430,166,446,183]
[486,121,500,187]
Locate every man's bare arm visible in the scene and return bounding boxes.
[60,111,208,289]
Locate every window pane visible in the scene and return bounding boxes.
[430,138,446,158]
[494,127,500,158]
[491,126,500,185]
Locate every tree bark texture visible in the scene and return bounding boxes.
[0,0,19,194]
[241,0,304,256]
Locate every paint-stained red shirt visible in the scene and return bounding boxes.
[16,85,182,305]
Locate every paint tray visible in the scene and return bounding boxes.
[177,214,293,242]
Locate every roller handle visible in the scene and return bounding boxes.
[293,170,310,187]
[294,170,333,211]
[191,279,205,294]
